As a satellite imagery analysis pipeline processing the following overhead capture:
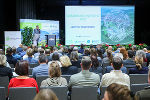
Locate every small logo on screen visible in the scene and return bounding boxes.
[87,40,90,43]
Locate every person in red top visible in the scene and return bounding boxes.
[8,60,39,93]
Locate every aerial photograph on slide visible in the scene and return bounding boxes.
[101,6,134,45]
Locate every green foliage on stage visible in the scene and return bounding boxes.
[21,26,33,46]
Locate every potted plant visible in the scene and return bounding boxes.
[21,26,33,46]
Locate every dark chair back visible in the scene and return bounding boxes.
[102,63,110,68]
[29,63,39,68]
[0,87,6,100]
[71,86,98,100]
[40,86,68,100]
[36,75,49,88]
[129,74,148,84]
[0,76,9,96]
[28,68,33,75]
[135,87,150,100]
[131,84,149,94]
[61,75,71,83]
[9,87,36,100]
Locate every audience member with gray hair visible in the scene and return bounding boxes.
[100,56,130,89]
[68,56,100,90]
[32,54,49,79]
[23,48,38,64]
[136,50,146,59]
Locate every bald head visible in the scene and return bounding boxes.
[108,46,112,51]
[143,48,147,53]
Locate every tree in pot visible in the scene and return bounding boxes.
[21,26,33,46]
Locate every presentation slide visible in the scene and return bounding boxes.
[20,19,59,46]
[65,6,134,45]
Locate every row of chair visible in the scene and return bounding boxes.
[0,74,148,92]
[35,74,148,88]
[0,84,149,100]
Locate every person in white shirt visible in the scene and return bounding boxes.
[100,56,130,89]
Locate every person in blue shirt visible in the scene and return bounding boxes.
[19,46,27,57]
[12,47,22,60]
[24,48,38,64]
[16,44,23,53]
[78,44,84,54]
[32,54,49,79]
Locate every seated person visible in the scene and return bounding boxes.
[49,47,62,61]
[70,51,81,68]
[33,89,58,100]
[12,47,22,60]
[123,50,135,66]
[19,46,27,57]
[41,61,67,87]
[23,48,38,64]
[102,83,132,100]
[60,56,78,75]
[89,55,103,74]
[16,44,23,53]
[45,49,51,62]
[34,48,45,59]
[102,50,113,65]
[68,56,100,90]
[79,48,90,59]
[0,54,13,80]
[105,53,127,74]
[143,48,150,66]
[48,52,62,67]
[78,44,84,54]
[32,54,49,79]
[129,55,149,74]
[105,66,127,74]
[100,56,130,89]
[8,60,39,93]
[120,48,128,60]
[6,47,17,66]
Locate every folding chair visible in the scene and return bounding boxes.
[9,87,36,100]
[40,86,68,100]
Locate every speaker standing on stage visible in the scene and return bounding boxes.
[33,25,40,46]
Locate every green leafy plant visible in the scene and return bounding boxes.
[21,26,33,46]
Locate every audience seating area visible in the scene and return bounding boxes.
[0,73,149,100]
[1,45,150,100]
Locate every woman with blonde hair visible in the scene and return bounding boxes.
[41,61,67,87]
[60,56,78,75]
[0,54,13,80]
[34,89,58,100]
[129,55,148,74]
